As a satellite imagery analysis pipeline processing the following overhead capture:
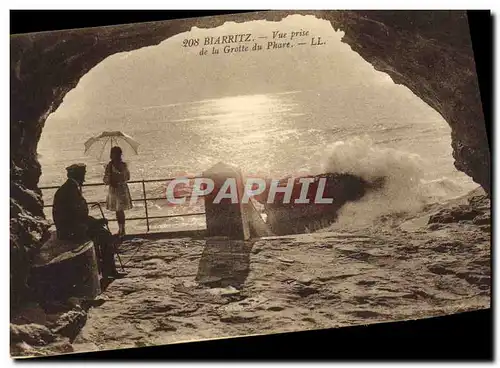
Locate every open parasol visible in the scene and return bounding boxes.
[84,131,140,162]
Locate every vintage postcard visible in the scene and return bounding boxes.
[10,10,490,357]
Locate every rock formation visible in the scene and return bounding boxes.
[253,173,385,235]
[10,11,490,305]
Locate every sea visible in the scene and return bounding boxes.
[38,88,478,234]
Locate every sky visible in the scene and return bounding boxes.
[48,14,405,124]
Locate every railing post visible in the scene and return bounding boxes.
[142,180,150,232]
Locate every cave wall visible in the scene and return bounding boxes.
[326,10,490,195]
[10,10,489,305]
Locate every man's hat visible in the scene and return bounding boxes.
[66,163,86,173]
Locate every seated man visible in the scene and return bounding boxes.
[52,163,125,280]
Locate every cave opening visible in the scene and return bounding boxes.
[10,10,491,332]
[36,14,478,235]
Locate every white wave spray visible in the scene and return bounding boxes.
[319,136,467,228]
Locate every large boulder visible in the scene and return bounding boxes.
[254,173,384,235]
[28,235,101,302]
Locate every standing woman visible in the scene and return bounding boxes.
[104,146,133,237]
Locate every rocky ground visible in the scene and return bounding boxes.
[11,188,490,357]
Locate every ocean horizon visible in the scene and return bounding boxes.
[38,89,478,233]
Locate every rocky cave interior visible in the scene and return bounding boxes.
[10,10,490,308]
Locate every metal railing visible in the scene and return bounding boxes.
[40,177,206,233]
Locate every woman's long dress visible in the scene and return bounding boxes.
[104,162,133,211]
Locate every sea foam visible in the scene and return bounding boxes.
[320,136,468,228]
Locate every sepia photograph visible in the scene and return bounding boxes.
[9,10,491,358]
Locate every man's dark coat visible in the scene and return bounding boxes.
[52,178,90,241]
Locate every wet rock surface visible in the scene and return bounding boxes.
[10,296,106,357]
[38,191,488,355]
[10,189,490,357]
[428,193,490,225]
